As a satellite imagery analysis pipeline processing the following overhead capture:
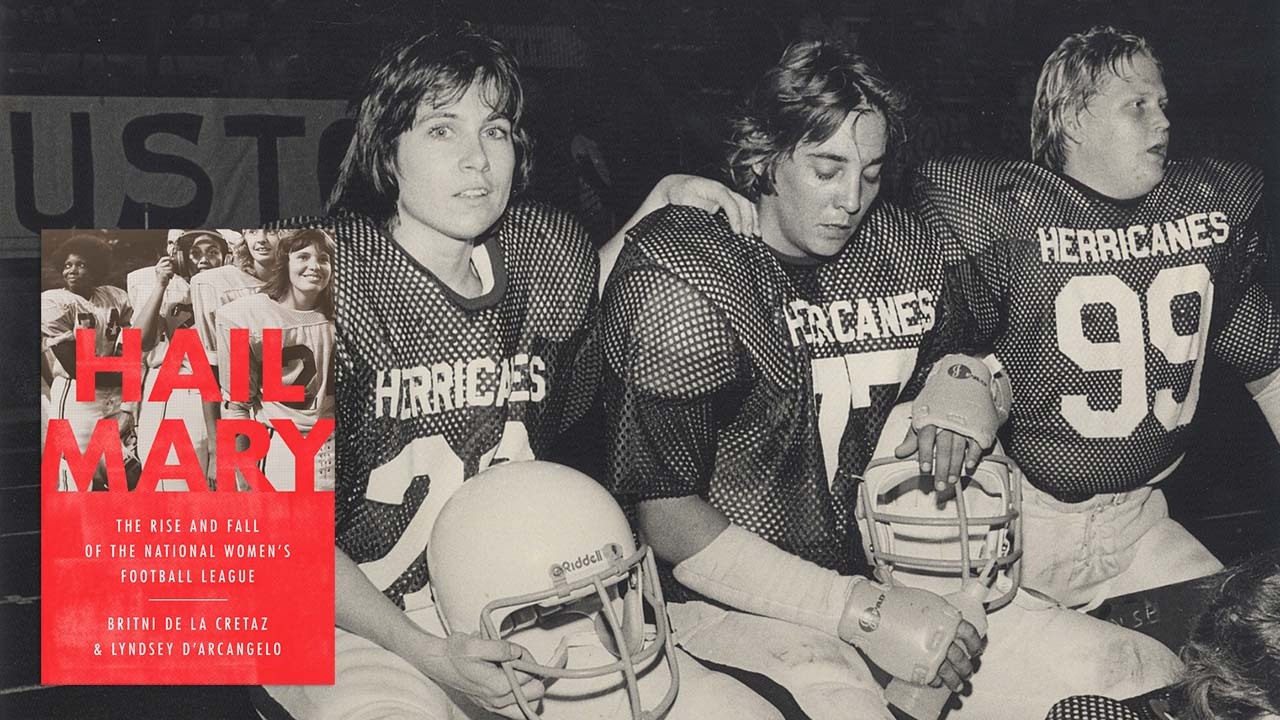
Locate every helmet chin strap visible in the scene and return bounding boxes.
[508,575,646,670]
[593,575,646,659]
[543,635,571,673]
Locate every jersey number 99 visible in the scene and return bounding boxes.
[1055,264,1212,438]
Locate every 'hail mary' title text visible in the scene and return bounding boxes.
[43,326,333,491]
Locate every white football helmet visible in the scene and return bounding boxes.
[427,461,678,720]
[855,454,1024,610]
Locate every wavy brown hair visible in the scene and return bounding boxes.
[1180,549,1280,719]
[725,40,907,202]
[263,228,336,319]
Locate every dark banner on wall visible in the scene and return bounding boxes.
[2,98,352,236]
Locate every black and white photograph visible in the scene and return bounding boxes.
[1,2,1277,719]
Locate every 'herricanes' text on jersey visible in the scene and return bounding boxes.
[913,156,1280,500]
[596,204,974,599]
[281,204,596,610]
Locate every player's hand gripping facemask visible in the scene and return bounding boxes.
[855,453,1024,718]
[427,461,678,720]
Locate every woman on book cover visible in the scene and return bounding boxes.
[42,234,133,491]
[128,229,230,490]
[214,228,335,492]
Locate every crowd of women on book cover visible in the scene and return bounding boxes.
[40,227,335,494]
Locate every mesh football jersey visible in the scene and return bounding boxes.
[1046,690,1179,720]
[281,203,596,610]
[214,292,335,432]
[127,267,194,369]
[914,156,1280,501]
[597,204,973,600]
[41,286,133,379]
[189,264,265,361]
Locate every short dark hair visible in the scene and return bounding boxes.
[1031,26,1162,170]
[725,40,908,201]
[328,23,532,226]
[1180,549,1280,719]
[51,234,113,286]
[263,228,336,319]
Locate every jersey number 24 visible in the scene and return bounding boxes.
[358,422,534,595]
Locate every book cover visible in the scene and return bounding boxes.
[39,228,335,685]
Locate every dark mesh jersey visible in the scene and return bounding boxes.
[596,204,974,600]
[277,203,597,610]
[1046,688,1181,720]
[914,156,1280,501]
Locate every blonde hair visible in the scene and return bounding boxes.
[1030,26,1160,170]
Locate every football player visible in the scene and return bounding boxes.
[42,234,133,490]
[595,39,990,719]
[912,26,1279,610]
[190,227,280,487]
[594,39,1181,720]
[256,23,777,720]
[128,229,228,488]
[214,228,335,492]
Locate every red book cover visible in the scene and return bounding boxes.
[39,228,335,685]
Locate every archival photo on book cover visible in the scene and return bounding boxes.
[39,227,336,685]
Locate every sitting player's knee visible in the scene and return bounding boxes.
[804,682,895,720]
[690,673,787,720]
[1096,634,1182,696]
[772,639,871,686]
